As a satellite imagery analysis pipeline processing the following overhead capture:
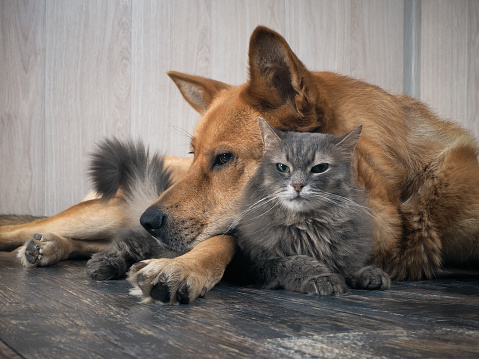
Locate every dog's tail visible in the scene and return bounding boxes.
[89,138,172,207]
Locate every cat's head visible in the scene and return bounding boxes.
[257,118,362,213]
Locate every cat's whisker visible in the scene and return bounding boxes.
[226,192,282,233]
[308,189,395,237]
[309,190,367,209]
[308,191,354,207]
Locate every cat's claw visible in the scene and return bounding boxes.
[353,265,391,290]
[302,273,349,296]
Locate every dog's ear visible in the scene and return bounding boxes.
[246,26,327,128]
[167,71,231,114]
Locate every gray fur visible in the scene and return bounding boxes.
[89,138,172,203]
[86,226,179,280]
[86,138,181,280]
[233,119,390,295]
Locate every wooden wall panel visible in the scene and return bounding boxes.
[467,0,479,136]
[211,0,286,85]
[0,0,45,215]
[0,0,477,217]
[44,0,132,214]
[164,0,212,156]
[421,0,469,130]
[285,0,404,94]
[131,0,172,154]
[350,0,404,94]
[285,0,351,75]
[132,0,213,157]
[403,0,421,98]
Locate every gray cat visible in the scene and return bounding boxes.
[232,119,391,296]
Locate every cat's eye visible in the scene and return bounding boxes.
[214,153,233,167]
[276,163,290,173]
[311,163,329,173]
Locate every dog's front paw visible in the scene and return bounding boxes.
[17,233,70,267]
[127,258,210,305]
[301,273,349,296]
[354,265,391,290]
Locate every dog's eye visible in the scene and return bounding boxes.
[214,153,233,167]
[311,163,329,173]
[276,163,290,173]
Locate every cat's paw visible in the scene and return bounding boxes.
[301,273,349,296]
[127,258,212,305]
[354,265,391,290]
[86,252,127,280]
[17,233,70,267]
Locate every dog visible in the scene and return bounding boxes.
[1,26,479,305]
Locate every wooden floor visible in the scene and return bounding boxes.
[1,251,478,359]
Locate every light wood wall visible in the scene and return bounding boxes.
[1,0,478,216]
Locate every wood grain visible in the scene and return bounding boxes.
[131,0,173,155]
[0,251,478,358]
[467,0,479,136]
[211,0,286,84]
[421,0,469,129]
[404,0,421,98]
[0,0,477,216]
[44,0,132,215]
[350,0,404,94]
[0,0,45,216]
[131,0,217,158]
[285,0,351,75]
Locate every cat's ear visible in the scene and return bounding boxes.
[336,125,363,154]
[258,117,281,149]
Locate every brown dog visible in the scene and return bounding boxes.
[2,26,479,304]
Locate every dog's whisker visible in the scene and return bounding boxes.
[169,124,193,140]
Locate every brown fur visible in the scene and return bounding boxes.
[2,26,479,304]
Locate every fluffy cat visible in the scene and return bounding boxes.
[232,119,391,295]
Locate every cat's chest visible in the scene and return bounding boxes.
[275,219,335,257]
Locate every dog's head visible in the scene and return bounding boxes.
[141,26,332,251]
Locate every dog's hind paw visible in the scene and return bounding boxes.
[127,258,211,305]
[17,233,70,267]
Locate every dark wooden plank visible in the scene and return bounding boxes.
[0,339,23,359]
[1,251,479,358]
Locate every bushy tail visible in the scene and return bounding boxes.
[89,138,172,204]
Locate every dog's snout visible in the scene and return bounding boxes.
[140,206,167,236]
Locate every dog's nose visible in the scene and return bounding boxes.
[140,206,167,236]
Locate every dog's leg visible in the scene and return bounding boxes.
[127,235,236,304]
[1,197,132,266]
[17,233,110,267]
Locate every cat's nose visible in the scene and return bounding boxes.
[293,183,304,193]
